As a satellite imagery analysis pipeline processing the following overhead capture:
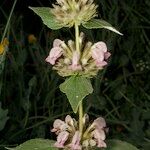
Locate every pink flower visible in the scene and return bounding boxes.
[69,51,82,71]
[51,115,76,135]
[54,131,69,148]
[91,41,111,68]
[45,47,63,65]
[69,131,81,150]
[45,39,63,65]
[51,119,67,134]
[90,117,107,148]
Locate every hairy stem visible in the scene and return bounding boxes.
[75,22,83,135]
[79,101,83,135]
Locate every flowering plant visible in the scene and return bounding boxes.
[9,0,139,150]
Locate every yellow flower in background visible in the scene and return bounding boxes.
[0,44,4,55]
[28,34,37,44]
[2,38,9,46]
[0,38,9,55]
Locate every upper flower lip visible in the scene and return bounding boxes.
[92,117,106,129]
[53,39,64,47]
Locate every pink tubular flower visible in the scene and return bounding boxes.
[69,51,82,71]
[54,131,69,148]
[51,119,67,135]
[45,39,63,65]
[45,47,63,65]
[91,117,107,148]
[91,41,111,68]
[51,115,75,135]
[69,131,81,150]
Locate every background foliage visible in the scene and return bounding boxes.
[0,0,150,149]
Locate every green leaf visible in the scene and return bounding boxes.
[29,7,64,30]
[59,76,93,113]
[93,139,139,150]
[82,19,123,35]
[93,140,139,150]
[6,139,58,150]
[143,142,150,150]
[0,102,9,131]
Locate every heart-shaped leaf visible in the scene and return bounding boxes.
[29,7,64,30]
[60,76,93,113]
[6,139,58,150]
[82,19,123,35]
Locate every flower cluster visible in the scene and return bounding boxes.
[46,33,111,77]
[51,0,98,27]
[51,115,107,150]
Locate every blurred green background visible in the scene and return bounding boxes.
[0,0,150,149]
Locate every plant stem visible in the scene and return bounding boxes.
[75,22,83,135]
[79,101,83,135]
[1,0,17,42]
